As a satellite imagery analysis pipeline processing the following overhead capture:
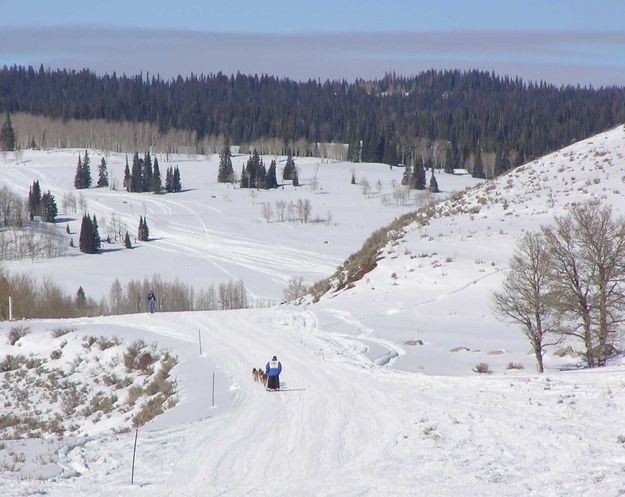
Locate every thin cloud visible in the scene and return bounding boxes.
[0,27,624,86]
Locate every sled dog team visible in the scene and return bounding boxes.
[252,355,282,391]
[252,367,267,387]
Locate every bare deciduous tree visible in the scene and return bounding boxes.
[493,232,560,372]
[550,202,625,366]
[359,177,370,196]
[261,203,274,223]
[497,202,625,369]
[275,200,286,222]
[284,277,309,302]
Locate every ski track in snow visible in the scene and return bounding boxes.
[4,132,625,495]
[5,309,624,497]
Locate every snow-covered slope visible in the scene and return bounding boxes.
[2,310,625,497]
[1,127,625,496]
[312,125,625,375]
[0,149,480,303]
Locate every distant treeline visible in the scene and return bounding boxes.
[2,66,625,175]
[0,270,250,320]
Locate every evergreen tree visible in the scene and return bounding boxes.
[130,152,142,192]
[79,214,98,254]
[92,214,101,249]
[382,136,398,166]
[412,159,426,190]
[246,150,262,188]
[28,180,42,220]
[74,155,84,189]
[292,168,299,187]
[217,142,234,183]
[429,171,440,193]
[265,160,278,189]
[351,172,356,184]
[82,150,92,188]
[124,231,132,248]
[240,165,249,188]
[444,146,455,174]
[347,141,361,162]
[0,113,16,151]
[141,152,153,192]
[138,216,150,241]
[1,67,625,180]
[256,159,267,189]
[472,150,485,179]
[123,155,131,191]
[73,151,92,189]
[41,191,57,222]
[97,157,109,187]
[172,166,182,192]
[165,166,173,192]
[283,152,296,180]
[151,157,162,192]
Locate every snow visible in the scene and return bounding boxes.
[1,127,625,496]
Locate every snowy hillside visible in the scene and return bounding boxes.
[0,149,480,303]
[1,128,625,496]
[312,124,625,375]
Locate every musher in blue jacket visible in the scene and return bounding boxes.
[265,355,282,390]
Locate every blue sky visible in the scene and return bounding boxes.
[1,0,624,85]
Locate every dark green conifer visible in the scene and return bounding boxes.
[28,180,42,220]
[123,155,131,190]
[41,191,57,222]
[472,150,485,179]
[151,157,162,192]
[240,166,249,188]
[217,142,234,183]
[412,159,426,190]
[165,166,173,192]
[0,113,16,151]
[97,157,109,187]
[429,171,440,193]
[130,152,142,192]
[172,166,181,192]
[265,160,278,189]
[282,152,296,180]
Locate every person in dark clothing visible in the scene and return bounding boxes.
[265,355,282,390]
[147,290,156,313]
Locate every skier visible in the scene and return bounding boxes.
[147,290,156,313]
[265,355,282,391]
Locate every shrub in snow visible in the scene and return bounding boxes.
[124,340,152,372]
[506,362,524,370]
[7,326,29,345]
[126,386,144,406]
[50,326,75,338]
[133,395,165,427]
[472,362,491,374]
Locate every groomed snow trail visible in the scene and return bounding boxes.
[23,308,625,497]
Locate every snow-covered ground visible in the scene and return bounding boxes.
[0,149,478,303]
[1,127,625,496]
